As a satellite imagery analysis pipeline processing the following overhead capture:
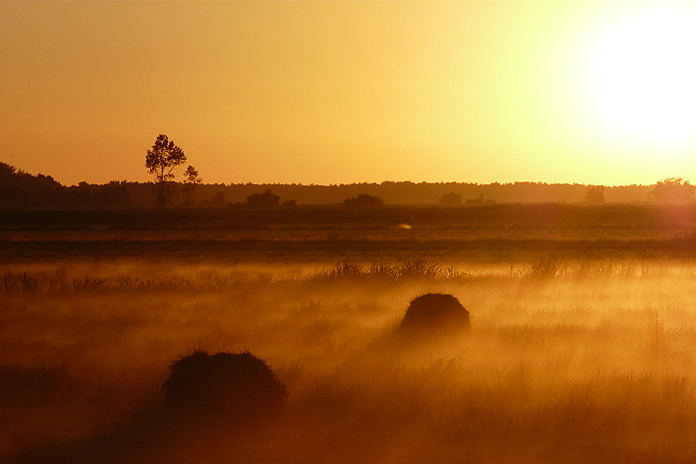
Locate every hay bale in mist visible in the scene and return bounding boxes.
[399,293,470,336]
[163,350,287,425]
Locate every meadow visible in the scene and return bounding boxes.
[3,205,696,463]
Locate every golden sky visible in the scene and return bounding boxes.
[2,1,696,186]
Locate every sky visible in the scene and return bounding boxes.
[2,1,696,187]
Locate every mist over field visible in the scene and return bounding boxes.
[6,0,696,458]
[3,206,696,463]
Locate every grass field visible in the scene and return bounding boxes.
[3,206,696,463]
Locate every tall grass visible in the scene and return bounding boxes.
[0,258,685,295]
[318,258,461,280]
[3,258,696,463]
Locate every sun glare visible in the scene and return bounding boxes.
[590,5,696,148]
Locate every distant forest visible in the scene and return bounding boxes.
[0,161,673,210]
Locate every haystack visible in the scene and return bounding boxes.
[399,293,470,335]
[163,350,286,425]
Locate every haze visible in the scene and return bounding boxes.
[2,1,696,186]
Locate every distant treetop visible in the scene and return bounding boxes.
[145,134,188,208]
[650,177,694,204]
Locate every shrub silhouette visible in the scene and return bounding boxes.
[163,350,286,425]
[343,193,384,208]
[245,189,280,208]
[399,293,470,336]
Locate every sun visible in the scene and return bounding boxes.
[589,5,696,148]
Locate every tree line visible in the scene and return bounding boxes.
[0,134,692,210]
[3,164,691,211]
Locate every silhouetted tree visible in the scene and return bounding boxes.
[0,162,16,178]
[584,185,605,205]
[344,193,384,208]
[650,177,694,204]
[145,134,187,208]
[0,162,65,209]
[246,189,280,208]
[0,162,26,209]
[439,192,462,205]
[182,165,202,207]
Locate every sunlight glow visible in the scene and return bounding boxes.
[590,5,696,148]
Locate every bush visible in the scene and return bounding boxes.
[343,194,384,208]
[398,293,471,336]
[163,350,287,425]
[245,189,280,208]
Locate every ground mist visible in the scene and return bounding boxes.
[3,258,696,464]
